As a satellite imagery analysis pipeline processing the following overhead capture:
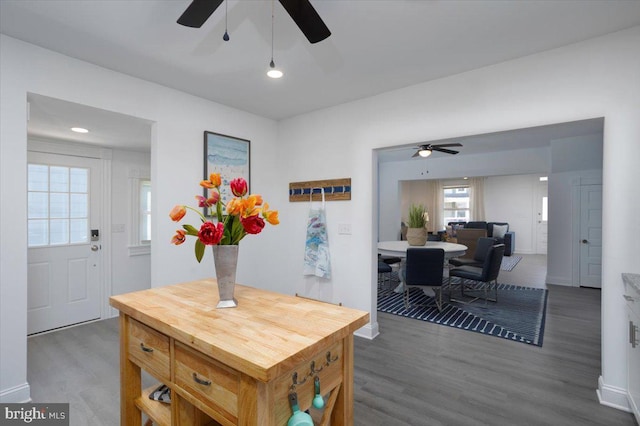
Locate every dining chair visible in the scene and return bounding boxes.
[449,237,497,268]
[449,244,505,304]
[378,261,393,289]
[403,248,445,311]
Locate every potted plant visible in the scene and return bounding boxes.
[406,204,428,246]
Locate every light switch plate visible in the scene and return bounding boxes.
[338,224,352,235]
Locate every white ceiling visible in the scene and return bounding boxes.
[1,1,636,152]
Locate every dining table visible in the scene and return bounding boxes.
[377,240,468,293]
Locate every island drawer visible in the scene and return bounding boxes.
[127,317,170,382]
[174,341,239,425]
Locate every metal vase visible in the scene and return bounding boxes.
[212,245,239,308]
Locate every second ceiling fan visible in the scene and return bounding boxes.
[412,143,463,158]
[177,0,331,44]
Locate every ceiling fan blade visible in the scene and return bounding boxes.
[279,0,331,44]
[431,143,463,148]
[431,147,459,155]
[411,150,421,158]
[177,0,224,28]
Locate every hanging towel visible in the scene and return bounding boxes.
[303,188,331,279]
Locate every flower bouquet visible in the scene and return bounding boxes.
[169,173,279,262]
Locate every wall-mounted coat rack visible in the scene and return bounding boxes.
[289,178,351,202]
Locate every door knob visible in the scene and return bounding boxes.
[91,245,99,251]
[581,239,588,244]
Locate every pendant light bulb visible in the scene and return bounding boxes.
[267,59,283,78]
[266,0,283,79]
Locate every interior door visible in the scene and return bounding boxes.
[535,181,548,254]
[579,185,602,288]
[27,151,102,334]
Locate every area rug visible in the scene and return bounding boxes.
[500,255,522,271]
[377,283,548,346]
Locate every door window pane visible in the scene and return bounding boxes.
[49,219,69,245]
[70,168,88,192]
[50,166,69,192]
[70,194,88,218]
[50,193,69,218]
[28,220,48,246]
[28,164,48,191]
[28,192,48,219]
[70,219,88,243]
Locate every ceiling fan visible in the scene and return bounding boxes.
[411,143,463,158]
[177,0,331,44]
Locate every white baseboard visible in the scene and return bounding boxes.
[355,321,379,340]
[0,383,31,403]
[546,275,573,286]
[597,375,632,413]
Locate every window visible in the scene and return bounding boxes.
[139,180,151,243]
[443,186,470,224]
[129,177,151,256]
[28,163,89,247]
[541,196,548,222]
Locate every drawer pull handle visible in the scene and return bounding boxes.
[192,373,211,386]
[140,343,154,353]
[631,321,638,349]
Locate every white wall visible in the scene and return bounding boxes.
[276,27,640,412]
[0,35,278,402]
[110,149,152,299]
[1,26,639,412]
[484,174,540,254]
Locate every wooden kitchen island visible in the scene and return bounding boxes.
[109,280,369,426]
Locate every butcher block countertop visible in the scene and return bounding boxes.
[109,279,369,383]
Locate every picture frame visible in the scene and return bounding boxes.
[203,131,250,216]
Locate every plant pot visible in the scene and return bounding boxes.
[406,227,427,246]
[212,245,239,308]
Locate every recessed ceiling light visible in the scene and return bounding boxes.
[71,127,89,133]
[539,176,548,181]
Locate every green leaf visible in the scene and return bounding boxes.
[183,224,199,236]
[195,239,205,263]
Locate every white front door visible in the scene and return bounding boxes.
[579,185,602,288]
[535,181,548,254]
[27,152,102,334]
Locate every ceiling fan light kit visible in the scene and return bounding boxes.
[411,143,463,158]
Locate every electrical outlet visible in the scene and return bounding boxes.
[338,224,352,235]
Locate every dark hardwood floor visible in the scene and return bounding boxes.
[26,255,636,425]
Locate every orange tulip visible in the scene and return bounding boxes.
[261,203,280,225]
[169,205,186,221]
[249,194,263,206]
[226,198,243,215]
[209,173,222,188]
[200,179,215,189]
[171,229,186,245]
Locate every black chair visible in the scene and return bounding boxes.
[403,248,445,311]
[449,244,505,304]
[378,261,393,289]
[449,237,496,268]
